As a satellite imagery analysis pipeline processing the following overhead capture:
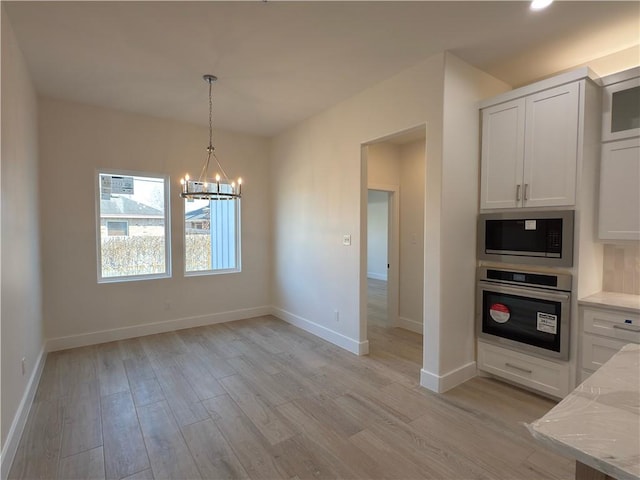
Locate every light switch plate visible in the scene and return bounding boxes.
[342,234,351,246]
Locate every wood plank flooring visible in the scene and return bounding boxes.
[9,312,573,479]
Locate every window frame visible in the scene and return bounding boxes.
[183,189,242,277]
[96,168,172,283]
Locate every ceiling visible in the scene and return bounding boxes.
[4,1,639,137]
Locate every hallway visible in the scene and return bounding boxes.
[367,278,423,380]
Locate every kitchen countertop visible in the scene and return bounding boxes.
[528,343,640,480]
[579,291,640,315]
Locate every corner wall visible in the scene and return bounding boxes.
[1,6,45,471]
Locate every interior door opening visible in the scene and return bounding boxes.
[361,125,426,377]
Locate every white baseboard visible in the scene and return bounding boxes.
[1,345,47,480]
[271,306,369,355]
[420,361,477,394]
[397,316,422,334]
[367,272,387,281]
[46,306,271,352]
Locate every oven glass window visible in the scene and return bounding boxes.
[481,291,562,352]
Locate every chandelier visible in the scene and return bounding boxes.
[180,74,242,200]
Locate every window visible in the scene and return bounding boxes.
[185,184,240,275]
[107,220,129,236]
[97,171,170,282]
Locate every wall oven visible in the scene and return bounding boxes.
[477,267,572,361]
[478,210,574,267]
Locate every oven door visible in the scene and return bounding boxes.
[477,281,570,360]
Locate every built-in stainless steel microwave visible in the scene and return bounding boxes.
[478,210,574,267]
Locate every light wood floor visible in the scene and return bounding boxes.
[9,313,573,479]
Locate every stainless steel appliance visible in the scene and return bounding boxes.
[478,210,574,267]
[477,266,572,360]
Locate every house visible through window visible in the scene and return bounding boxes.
[97,171,170,282]
[185,184,240,274]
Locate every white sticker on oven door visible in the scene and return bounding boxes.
[537,312,557,334]
[525,220,537,230]
[489,303,510,323]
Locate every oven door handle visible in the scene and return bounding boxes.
[613,324,640,333]
[477,280,570,302]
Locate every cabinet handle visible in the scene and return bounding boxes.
[524,183,529,201]
[516,184,521,202]
[505,362,532,374]
[613,324,640,333]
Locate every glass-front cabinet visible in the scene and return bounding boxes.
[602,67,640,142]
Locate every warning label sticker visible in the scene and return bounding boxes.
[537,312,557,334]
[489,303,510,324]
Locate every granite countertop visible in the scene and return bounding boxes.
[579,291,640,315]
[528,343,640,480]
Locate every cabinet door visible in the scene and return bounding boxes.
[480,99,525,210]
[599,138,640,240]
[523,82,580,208]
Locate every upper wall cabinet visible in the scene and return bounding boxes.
[602,68,640,142]
[599,67,640,241]
[599,137,640,241]
[479,70,593,210]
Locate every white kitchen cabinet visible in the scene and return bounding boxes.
[480,80,581,210]
[579,301,640,383]
[599,138,640,241]
[480,99,525,209]
[477,341,571,399]
[602,67,640,142]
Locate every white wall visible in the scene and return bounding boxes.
[271,53,446,355]
[1,5,44,456]
[428,53,510,389]
[367,191,388,280]
[38,98,271,346]
[399,140,425,329]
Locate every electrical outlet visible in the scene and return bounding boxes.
[21,357,26,376]
[342,234,351,246]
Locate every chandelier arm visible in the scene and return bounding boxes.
[213,152,231,182]
[198,151,212,183]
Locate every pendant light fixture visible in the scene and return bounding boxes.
[180,74,242,200]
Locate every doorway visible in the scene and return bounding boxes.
[361,125,426,377]
[366,188,398,329]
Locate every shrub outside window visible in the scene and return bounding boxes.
[97,170,171,282]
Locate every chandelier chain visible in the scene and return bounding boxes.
[209,79,213,150]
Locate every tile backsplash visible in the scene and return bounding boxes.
[603,244,640,295]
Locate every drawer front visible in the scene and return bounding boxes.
[581,334,630,371]
[477,341,570,398]
[582,307,640,342]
